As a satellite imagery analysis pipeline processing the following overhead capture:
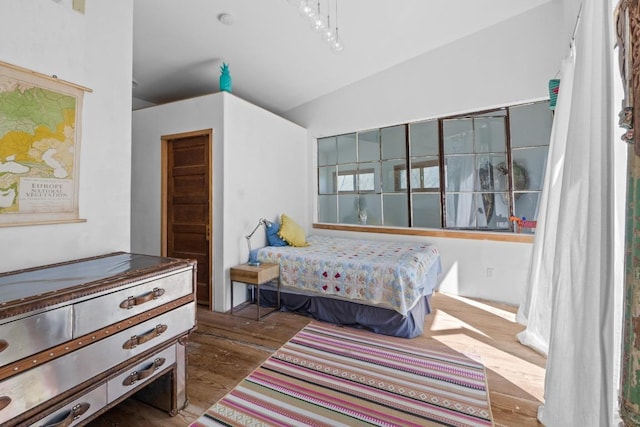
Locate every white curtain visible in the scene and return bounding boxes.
[516,47,575,356]
[517,0,617,425]
[446,156,476,227]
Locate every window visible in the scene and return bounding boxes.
[317,101,552,233]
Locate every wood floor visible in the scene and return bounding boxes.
[88,292,545,426]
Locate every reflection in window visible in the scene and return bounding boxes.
[396,159,439,192]
[359,172,375,191]
[337,173,355,192]
[336,168,376,193]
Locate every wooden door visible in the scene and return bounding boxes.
[163,131,212,308]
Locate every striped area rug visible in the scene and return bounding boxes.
[190,321,493,427]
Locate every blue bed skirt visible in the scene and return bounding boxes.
[259,287,431,339]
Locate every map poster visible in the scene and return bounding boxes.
[0,61,90,226]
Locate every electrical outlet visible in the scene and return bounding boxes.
[486,267,494,278]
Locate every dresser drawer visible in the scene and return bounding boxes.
[74,268,193,337]
[0,307,72,368]
[0,302,195,424]
[28,383,107,427]
[107,344,176,403]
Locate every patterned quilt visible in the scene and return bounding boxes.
[256,235,441,316]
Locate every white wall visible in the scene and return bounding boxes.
[131,92,308,312]
[283,3,566,305]
[221,95,309,310]
[0,0,133,272]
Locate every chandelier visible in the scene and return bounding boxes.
[287,0,344,53]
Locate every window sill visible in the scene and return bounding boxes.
[312,223,535,243]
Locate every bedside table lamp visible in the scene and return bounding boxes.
[245,218,272,266]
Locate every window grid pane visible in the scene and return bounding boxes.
[410,120,439,157]
[510,101,552,148]
[358,162,380,193]
[318,136,337,166]
[318,166,336,194]
[337,164,357,193]
[317,195,337,223]
[358,130,380,162]
[381,125,406,160]
[412,193,441,228]
[382,194,408,227]
[337,133,357,164]
[357,194,381,225]
[409,156,440,192]
[443,119,473,154]
[382,159,406,193]
[474,117,506,153]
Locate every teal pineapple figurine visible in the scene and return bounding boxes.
[219,63,232,93]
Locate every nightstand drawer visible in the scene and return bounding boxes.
[230,263,279,284]
[230,263,280,321]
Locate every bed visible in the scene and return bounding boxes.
[255,235,441,338]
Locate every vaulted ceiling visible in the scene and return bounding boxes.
[132,0,552,114]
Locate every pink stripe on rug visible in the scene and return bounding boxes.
[286,334,487,389]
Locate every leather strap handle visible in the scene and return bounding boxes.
[41,402,90,427]
[122,324,168,350]
[0,340,8,353]
[119,287,165,309]
[0,396,11,412]
[122,358,166,386]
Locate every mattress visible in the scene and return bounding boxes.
[256,235,441,316]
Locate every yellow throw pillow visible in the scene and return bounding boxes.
[278,214,309,247]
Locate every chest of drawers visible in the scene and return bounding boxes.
[0,252,197,426]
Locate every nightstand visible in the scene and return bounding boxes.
[230,263,280,320]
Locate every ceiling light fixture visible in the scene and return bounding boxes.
[310,0,326,33]
[288,0,344,53]
[217,13,234,25]
[299,0,314,19]
[329,0,343,53]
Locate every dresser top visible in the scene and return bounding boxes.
[0,252,195,319]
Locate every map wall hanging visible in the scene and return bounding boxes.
[0,61,91,227]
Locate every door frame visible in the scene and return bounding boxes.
[160,128,213,309]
